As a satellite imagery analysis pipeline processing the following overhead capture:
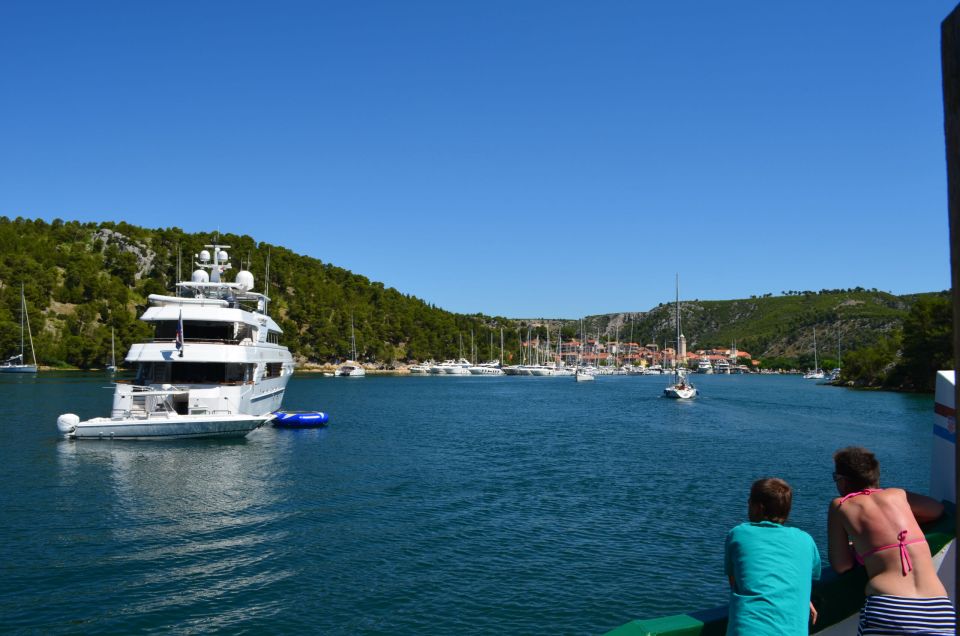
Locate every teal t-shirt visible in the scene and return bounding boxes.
[724,521,821,636]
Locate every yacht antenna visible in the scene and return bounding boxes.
[264,248,271,314]
[176,243,181,292]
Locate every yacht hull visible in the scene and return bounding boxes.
[65,414,272,440]
[664,386,697,399]
[0,365,38,373]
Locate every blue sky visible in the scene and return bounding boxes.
[0,1,955,317]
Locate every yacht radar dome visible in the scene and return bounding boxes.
[235,270,254,291]
[191,269,210,283]
[218,250,228,262]
[199,250,211,262]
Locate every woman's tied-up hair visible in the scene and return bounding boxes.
[833,446,881,490]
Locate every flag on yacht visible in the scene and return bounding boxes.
[175,310,184,357]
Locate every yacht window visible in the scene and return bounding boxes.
[265,362,282,378]
[136,362,170,384]
[225,363,246,383]
[170,362,231,384]
[154,320,235,342]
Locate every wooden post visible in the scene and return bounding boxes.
[941,3,960,620]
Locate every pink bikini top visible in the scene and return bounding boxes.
[838,488,927,575]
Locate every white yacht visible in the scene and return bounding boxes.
[429,360,452,374]
[528,364,555,376]
[714,358,731,374]
[56,244,294,440]
[468,360,505,376]
[696,357,713,374]
[1,283,38,373]
[408,362,432,374]
[574,366,595,382]
[336,361,366,377]
[442,358,472,375]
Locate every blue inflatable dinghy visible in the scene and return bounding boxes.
[273,411,330,428]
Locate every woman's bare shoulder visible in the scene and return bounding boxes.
[880,487,908,499]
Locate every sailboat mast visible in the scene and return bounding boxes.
[350,316,357,360]
[22,283,36,367]
[20,283,25,359]
[813,327,819,371]
[675,274,680,372]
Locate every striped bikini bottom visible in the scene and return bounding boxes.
[858,595,956,635]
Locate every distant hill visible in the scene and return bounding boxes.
[0,216,942,369]
[509,289,945,369]
[586,289,939,363]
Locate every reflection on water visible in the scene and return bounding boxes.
[53,438,295,631]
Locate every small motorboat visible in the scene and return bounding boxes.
[273,411,330,428]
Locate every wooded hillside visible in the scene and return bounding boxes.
[0,216,944,374]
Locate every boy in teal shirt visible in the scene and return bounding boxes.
[725,478,821,635]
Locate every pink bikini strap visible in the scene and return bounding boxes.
[838,488,882,505]
[860,530,927,575]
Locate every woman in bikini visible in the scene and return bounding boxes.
[828,446,955,634]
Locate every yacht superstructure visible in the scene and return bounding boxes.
[57,244,294,439]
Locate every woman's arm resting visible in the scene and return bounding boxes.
[906,491,944,524]
[828,500,854,573]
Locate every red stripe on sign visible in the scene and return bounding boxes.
[935,402,956,418]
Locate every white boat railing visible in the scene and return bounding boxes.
[112,384,190,419]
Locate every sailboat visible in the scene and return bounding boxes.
[802,327,824,379]
[106,327,118,373]
[336,316,366,377]
[822,331,841,382]
[1,283,38,373]
[663,275,697,399]
[575,319,595,382]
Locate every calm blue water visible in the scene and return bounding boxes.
[0,373,935,634]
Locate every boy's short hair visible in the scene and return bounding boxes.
[750,478,792,523]
[833,446,880,490]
